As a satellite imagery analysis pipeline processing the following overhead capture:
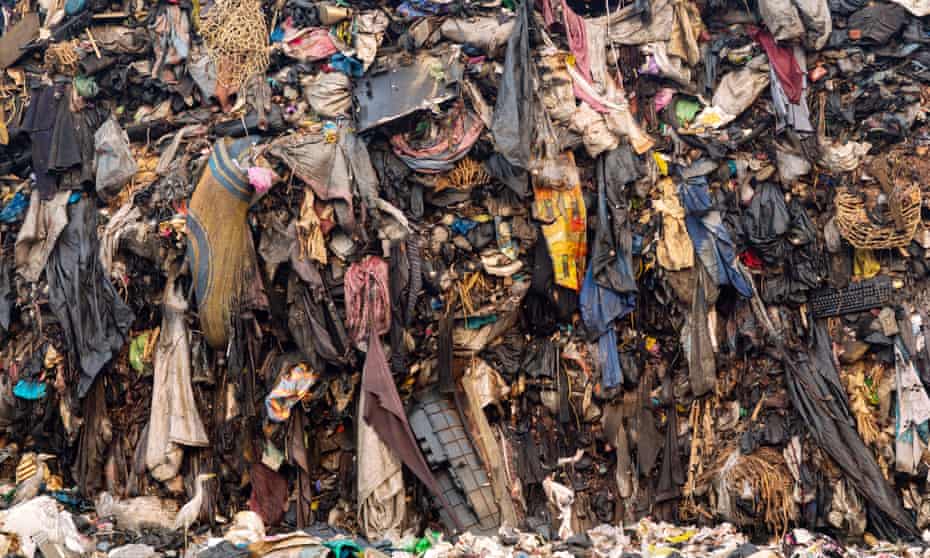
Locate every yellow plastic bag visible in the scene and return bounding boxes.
[853,248,880,278]
[533,155,587,291]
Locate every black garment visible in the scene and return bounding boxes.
[655,373,684,503]
[515,425,547,486]
[437,313,454,393]
[848,4,908,43]
[486,153,530,198]
[47,90,82,174]
[20,84,98,199]
[20,85,60,198]
[389,241,410,377]
[591,147,639,294]
[522,337,558,379]
[490,0,535,173]
[68,105,107,189]
[523,228,577,335]
[47,197,134,397]
[782,321,919,540]
[287,272,351,369]
[743,182,789,265]
[0,258,12,332]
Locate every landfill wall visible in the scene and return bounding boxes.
[1,0,930,550]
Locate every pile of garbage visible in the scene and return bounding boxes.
[7,0,930,552]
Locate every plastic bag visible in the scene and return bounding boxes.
[743,182,790,264]
[94,116,138,201]
[302,72,352,118]
[530,151,582,192]
[775,142,812,184]
[95,493,177,532]
[758,0,804,43]
[0,496,90,558]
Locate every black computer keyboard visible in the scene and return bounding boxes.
[809,276,894,318]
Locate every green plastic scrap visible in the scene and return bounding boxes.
[73,75,99,98]
[407,531,440,556]
[674,98,701,125]
[465,315,498,329]
[322,538,361,558]
[428,63,445,82]
[129,333,149,373]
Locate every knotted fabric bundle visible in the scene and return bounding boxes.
[345,256,391,347]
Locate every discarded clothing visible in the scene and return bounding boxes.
[265,363,320,423]
[47,197,134,397]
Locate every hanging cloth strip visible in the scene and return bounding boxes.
[346,256,463,531]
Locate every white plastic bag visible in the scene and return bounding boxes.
[94,116,138,201]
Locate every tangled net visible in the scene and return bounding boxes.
[199,0,270,89]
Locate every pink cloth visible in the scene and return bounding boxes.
[561,0,591,82]
[654,88,676,112]
[538,0,556,27]
[389,103,485,173]
[749,27,804,104]
[248,166,273,193]
[561,0,607,112]
[345,256,390,346]
[537,0,606,112]
[282,25,338,62]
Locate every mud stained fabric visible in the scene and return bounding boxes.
[287,410,314,528]
[15,190,70,283]
[687,262,716,397]
[894,343,930,475]
[654,178,693,271]
[266,130,361,233]
[390,104,484,173]
[249,463,288,526]
[99,202,142,280]
[357,388,405,540]
[47,197,133,397]
[145,274,209,482]
[491,0,535,170]
[361,338,452,517]
[76,377,109,496]
[186,137,258,349]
